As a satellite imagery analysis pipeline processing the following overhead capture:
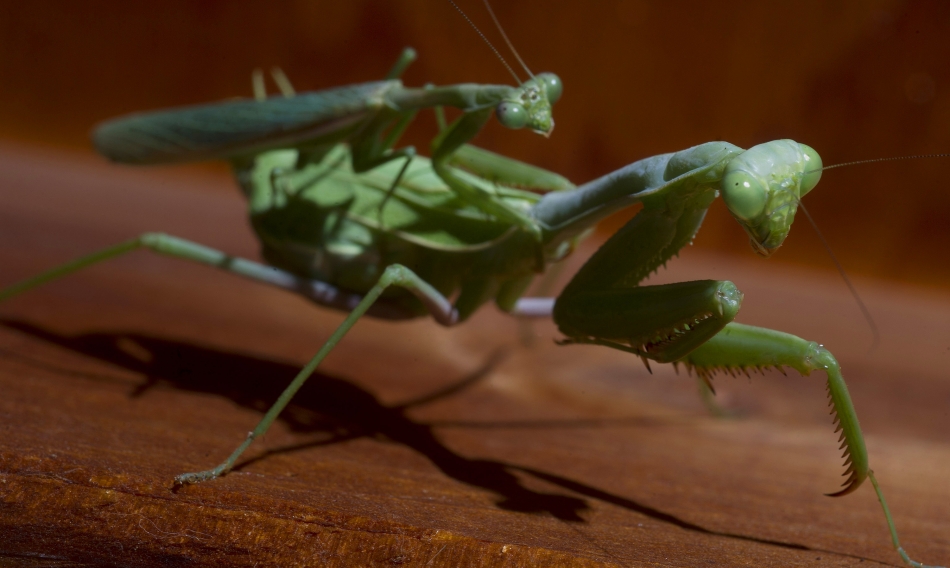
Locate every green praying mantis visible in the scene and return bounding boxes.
[1,7,946,568]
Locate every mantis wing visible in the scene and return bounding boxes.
[93,82,394,165]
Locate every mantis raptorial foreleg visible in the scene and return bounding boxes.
[682,324,867,494]
[681,323,941,567]
[431,108,546,241]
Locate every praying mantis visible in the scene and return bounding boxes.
[0,1,948,568]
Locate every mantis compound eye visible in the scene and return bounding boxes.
[799,143,823,196]
[722,170,767,221]
[536,72,563,104]
[496,101,529,129]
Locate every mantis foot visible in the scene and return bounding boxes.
[173,431,256,487]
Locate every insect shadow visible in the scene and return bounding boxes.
[2,317,851,556]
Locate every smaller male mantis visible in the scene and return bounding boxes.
[93,47,564,243]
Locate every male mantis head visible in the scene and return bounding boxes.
[443,0,561,137]
[721,140,823,257]
[495,72,562,136]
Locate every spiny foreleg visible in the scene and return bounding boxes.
[679,323,940,568]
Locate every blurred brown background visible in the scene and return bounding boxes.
[1,0,949,289]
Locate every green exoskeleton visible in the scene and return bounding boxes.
[0,61,942,568]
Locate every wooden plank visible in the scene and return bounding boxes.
[0,143,947,567]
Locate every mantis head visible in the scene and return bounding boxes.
[495,73,562,137]
[720,140,823,257]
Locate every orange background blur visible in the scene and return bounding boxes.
[1,0,948,289]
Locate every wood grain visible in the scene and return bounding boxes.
[0,143,948,567]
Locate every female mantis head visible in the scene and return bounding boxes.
[721,140,823,257]
[495,72,562,136]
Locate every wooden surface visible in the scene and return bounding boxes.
[0,143,948,567]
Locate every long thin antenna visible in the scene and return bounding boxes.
[798,152,950,349]
[809,153,950,174]
[796,201,880,351]
[445,0,522,84]
[480,0,534,79]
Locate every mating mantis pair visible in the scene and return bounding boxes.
[0,18,944,568]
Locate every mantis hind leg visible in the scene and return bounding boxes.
[0,233,421,321]
[680,322,939,568]
[0,238,461,484]
[0,242,459,485]
[174,263,458,485]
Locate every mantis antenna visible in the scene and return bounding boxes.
[797,200,880,351]
[445,0,523,84]
[479,0,536,79]
[802,152,950,351]
[812,153,950,172]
